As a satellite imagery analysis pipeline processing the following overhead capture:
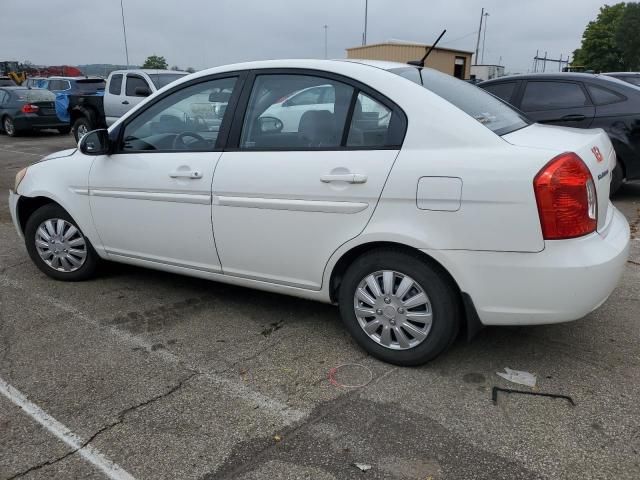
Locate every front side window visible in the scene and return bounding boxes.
[109,74,123,95]
[240,74,354,149]
[521,81,589,111]
[390,67,528,136]
[125,76,150,96]
[120,77,237,152]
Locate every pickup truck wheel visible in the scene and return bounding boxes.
[72,118,92,142]
[57,126,71,135]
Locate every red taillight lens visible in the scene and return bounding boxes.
[534,152,597,240]
[21,104,39,113]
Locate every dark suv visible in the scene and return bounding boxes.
[479,73,640,193]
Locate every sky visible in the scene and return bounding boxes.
[0,0,610,73]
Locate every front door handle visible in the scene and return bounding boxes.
[320,173,367,184]
[122,100,130,105]
[169,170,203,179]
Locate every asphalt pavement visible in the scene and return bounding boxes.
[1,131,639,479]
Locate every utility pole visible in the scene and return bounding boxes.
[362,0,368,45]
[474,7,484,65]
[481,12,489,64]
[324,25,328,59]
[120,0,130,69]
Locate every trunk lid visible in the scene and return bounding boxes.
[503,123,613,232]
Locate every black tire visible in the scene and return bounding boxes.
[338,249,461,366]
[57,126,72,135]
[3,115,18,137]
[24,204,99,281]
[72,117,93,142]
[610,161,624,196]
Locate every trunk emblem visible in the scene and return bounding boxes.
[591,146,604,163]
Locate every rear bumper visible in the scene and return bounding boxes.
[9,190,23,240]
[14,115,68,130]
[429,206,630,326]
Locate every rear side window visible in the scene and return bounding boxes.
[521,82,589,111]
[125,76,149,96]
[347,92,393,147]
[624,77,640,86]
[390,67,528,136]
[483,82,517,103]
[586,84,625,105]
[109,74,123,95]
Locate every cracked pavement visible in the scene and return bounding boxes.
[1,133,639,479]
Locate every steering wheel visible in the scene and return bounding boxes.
[172,132,207,150]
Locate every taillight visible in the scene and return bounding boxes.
[534,152,597,240]
[21,104,39,113]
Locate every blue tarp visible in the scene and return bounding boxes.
[54,90,104,123]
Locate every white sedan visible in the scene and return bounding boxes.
[9,59,630,365]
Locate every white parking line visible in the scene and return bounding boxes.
[0,377,137,480]
[0,276,308,425]
[0,147,44,157]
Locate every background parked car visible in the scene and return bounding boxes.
[68,69,187,141]
[0,87,70,136]
[604,72,640,87]
[0,76,16,87]
[479,73,640,193]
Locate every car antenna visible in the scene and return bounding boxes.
[408,29,447,67]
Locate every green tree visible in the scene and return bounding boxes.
[573,3,627,71]
[142,55,168,69]
[616,2,640,70]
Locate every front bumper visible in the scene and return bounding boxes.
[9,190,23,240]
[430,205,630,326]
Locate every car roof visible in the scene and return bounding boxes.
[111,69,187,75]
[48,76,104,80]
[604,72,640,76]
[339,59,411,71]
[479,72,640,88]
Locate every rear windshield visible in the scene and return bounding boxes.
[389,67,529,136]
[15,89,56,102]
[75,79,106,93]
[147,73,187,89]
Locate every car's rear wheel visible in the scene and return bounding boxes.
[24,204,99,281]
[72,117,92,142]
[3,116,18,137]
[338,249,460,366]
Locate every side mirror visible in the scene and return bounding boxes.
[79,129,111,155]
[135,86,151,97]
[258,116,283,134]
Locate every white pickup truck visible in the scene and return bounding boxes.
[68,69,187,141]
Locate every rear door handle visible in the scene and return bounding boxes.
[320,173,367,184]
[122,100,130,105]
[561,114,586,122]
[169,170,203,179]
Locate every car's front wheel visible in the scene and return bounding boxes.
[24,204,99,281]
[338,249,460,366]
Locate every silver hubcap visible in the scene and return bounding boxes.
[4,118,14,135]
[353,270,432,350]
[35,219,87,272]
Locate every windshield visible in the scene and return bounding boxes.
[147,73,187,89]
[15,89,56,102]
[75,79,106,93]
[389,67,529,136]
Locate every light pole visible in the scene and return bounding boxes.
[474,7,484,65]
[481,12,489,64]
[362,0,368,45]
[324,25,328,59]
[120,0,130,69]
